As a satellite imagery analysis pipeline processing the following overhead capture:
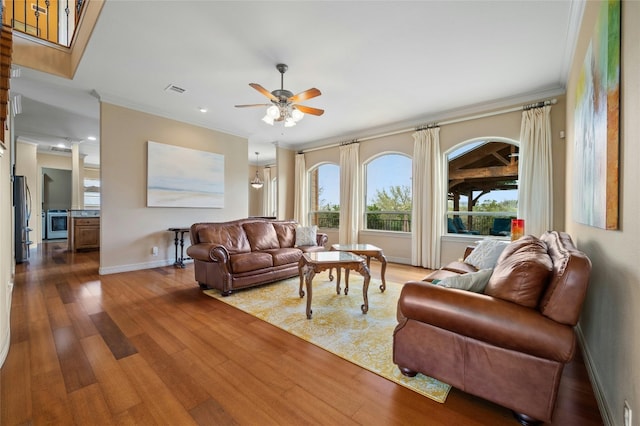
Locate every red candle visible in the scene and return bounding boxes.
[511,219,524,241]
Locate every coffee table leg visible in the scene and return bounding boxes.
[358,262,371,314]
[298,258,306,297]
[377,252,387,292]
[344,269,350,295]
[305,269,315,319]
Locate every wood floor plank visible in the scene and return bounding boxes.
[52,326,97,392]
[129,333,210,411]
[118,354,198,426]
[0,341,32,425]
[67,383,115,426]
[89,311,138,360]
[80,334,142,415]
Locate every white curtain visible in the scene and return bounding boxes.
[411,128,444,269]
[294,153,308,225]
[518,105,553,237]
[339,143,360,244]
[262,167,272,216]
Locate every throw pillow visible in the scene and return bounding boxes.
[464,239,510,270]
[484,235,553,308]
[295,225,318,247]
[435,268,493,293]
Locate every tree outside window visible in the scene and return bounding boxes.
[309,163,339,228]
[365,154,412,232]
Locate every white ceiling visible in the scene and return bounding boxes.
[10,0,582,167]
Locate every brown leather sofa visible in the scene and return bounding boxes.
[186,218,327,295]
[393,231,591,425]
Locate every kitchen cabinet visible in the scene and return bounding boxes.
[68,211,100,251]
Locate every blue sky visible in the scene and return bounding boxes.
[320,152,516,206]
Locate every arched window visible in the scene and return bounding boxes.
[364,153,412,232]
[446,139,518,236]
[308,163,339,229]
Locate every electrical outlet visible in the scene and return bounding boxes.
[152,246,158,256]
[624,400,632,426]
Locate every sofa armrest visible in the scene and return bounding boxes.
[316,232,328,247]
[398,281,576,362]
[186,243,230,263]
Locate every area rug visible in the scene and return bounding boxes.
[203,272,451,403]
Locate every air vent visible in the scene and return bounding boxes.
[164,84,186,94]
[50,146,72,153]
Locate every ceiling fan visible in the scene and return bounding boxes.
[235,63,324,127]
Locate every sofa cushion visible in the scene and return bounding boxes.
[265,248,303,266]
[229,251,273,273]
[243,222,280,251]
[464,239,509,270]
[484,235,553,308]
[434,268,493,293]
[198,223,251,254]
[272,222,297,248]
[442,261,478,274]
[295,225,318,247]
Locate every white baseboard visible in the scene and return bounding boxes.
[575,324,613,426]
[0,326,10,368]
[99,258,180,275]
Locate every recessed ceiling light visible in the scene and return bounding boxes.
[87,136,97,141]
[57,143,66,148]
[199,107,208,113]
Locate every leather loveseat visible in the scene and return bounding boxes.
[186,218,327,295]
[393,231,591,424]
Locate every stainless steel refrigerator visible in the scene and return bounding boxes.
[14,175,32,263]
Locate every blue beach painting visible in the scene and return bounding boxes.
[147,141,224,208]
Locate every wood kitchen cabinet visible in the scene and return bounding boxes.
[69,217,100,251]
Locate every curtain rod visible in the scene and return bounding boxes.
[301,98,557,153]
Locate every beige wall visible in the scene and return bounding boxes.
[99,103,249,274]
[565,1,639,424]
[276,146,295,220]
[300,98,567,265]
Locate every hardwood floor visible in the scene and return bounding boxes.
[1,242,603,425]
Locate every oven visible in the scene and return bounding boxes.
[46,210,68,239]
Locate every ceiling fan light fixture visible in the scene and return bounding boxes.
[262,114,275,125]
[266,105,280,119]
[291,108,304,122]
[284,117,296,127]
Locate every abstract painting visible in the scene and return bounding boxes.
[573,0,620,230]
[147,141,224,208]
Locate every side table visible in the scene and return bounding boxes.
[330,244,387,292]
[168,227,190,268]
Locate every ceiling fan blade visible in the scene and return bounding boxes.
[288,88,321,103]
[249,83,277,101]
[294,104,324,116]
[235,103,271,108]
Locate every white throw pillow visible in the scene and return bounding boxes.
[435,268,493,293]
[464,239,510,270]
[295,225,318,247]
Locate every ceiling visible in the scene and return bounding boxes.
[9,1,582,168]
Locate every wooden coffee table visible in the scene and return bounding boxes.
[330,244,387,292]
[298,251,371,319]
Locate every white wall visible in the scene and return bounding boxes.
[99,103,249,274]
[565,2,639,424]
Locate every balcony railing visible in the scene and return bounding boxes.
[365,211,411,232]
[2,0,85,47]
[447,212,516,236]
[310,211,339,229]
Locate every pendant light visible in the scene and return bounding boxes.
[250,152,264,189]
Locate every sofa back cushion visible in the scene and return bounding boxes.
[484,235,553,308]
[272,221,297,248]
[243,221,280,251]
[539,231,592,325]
[197,223,251,254]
